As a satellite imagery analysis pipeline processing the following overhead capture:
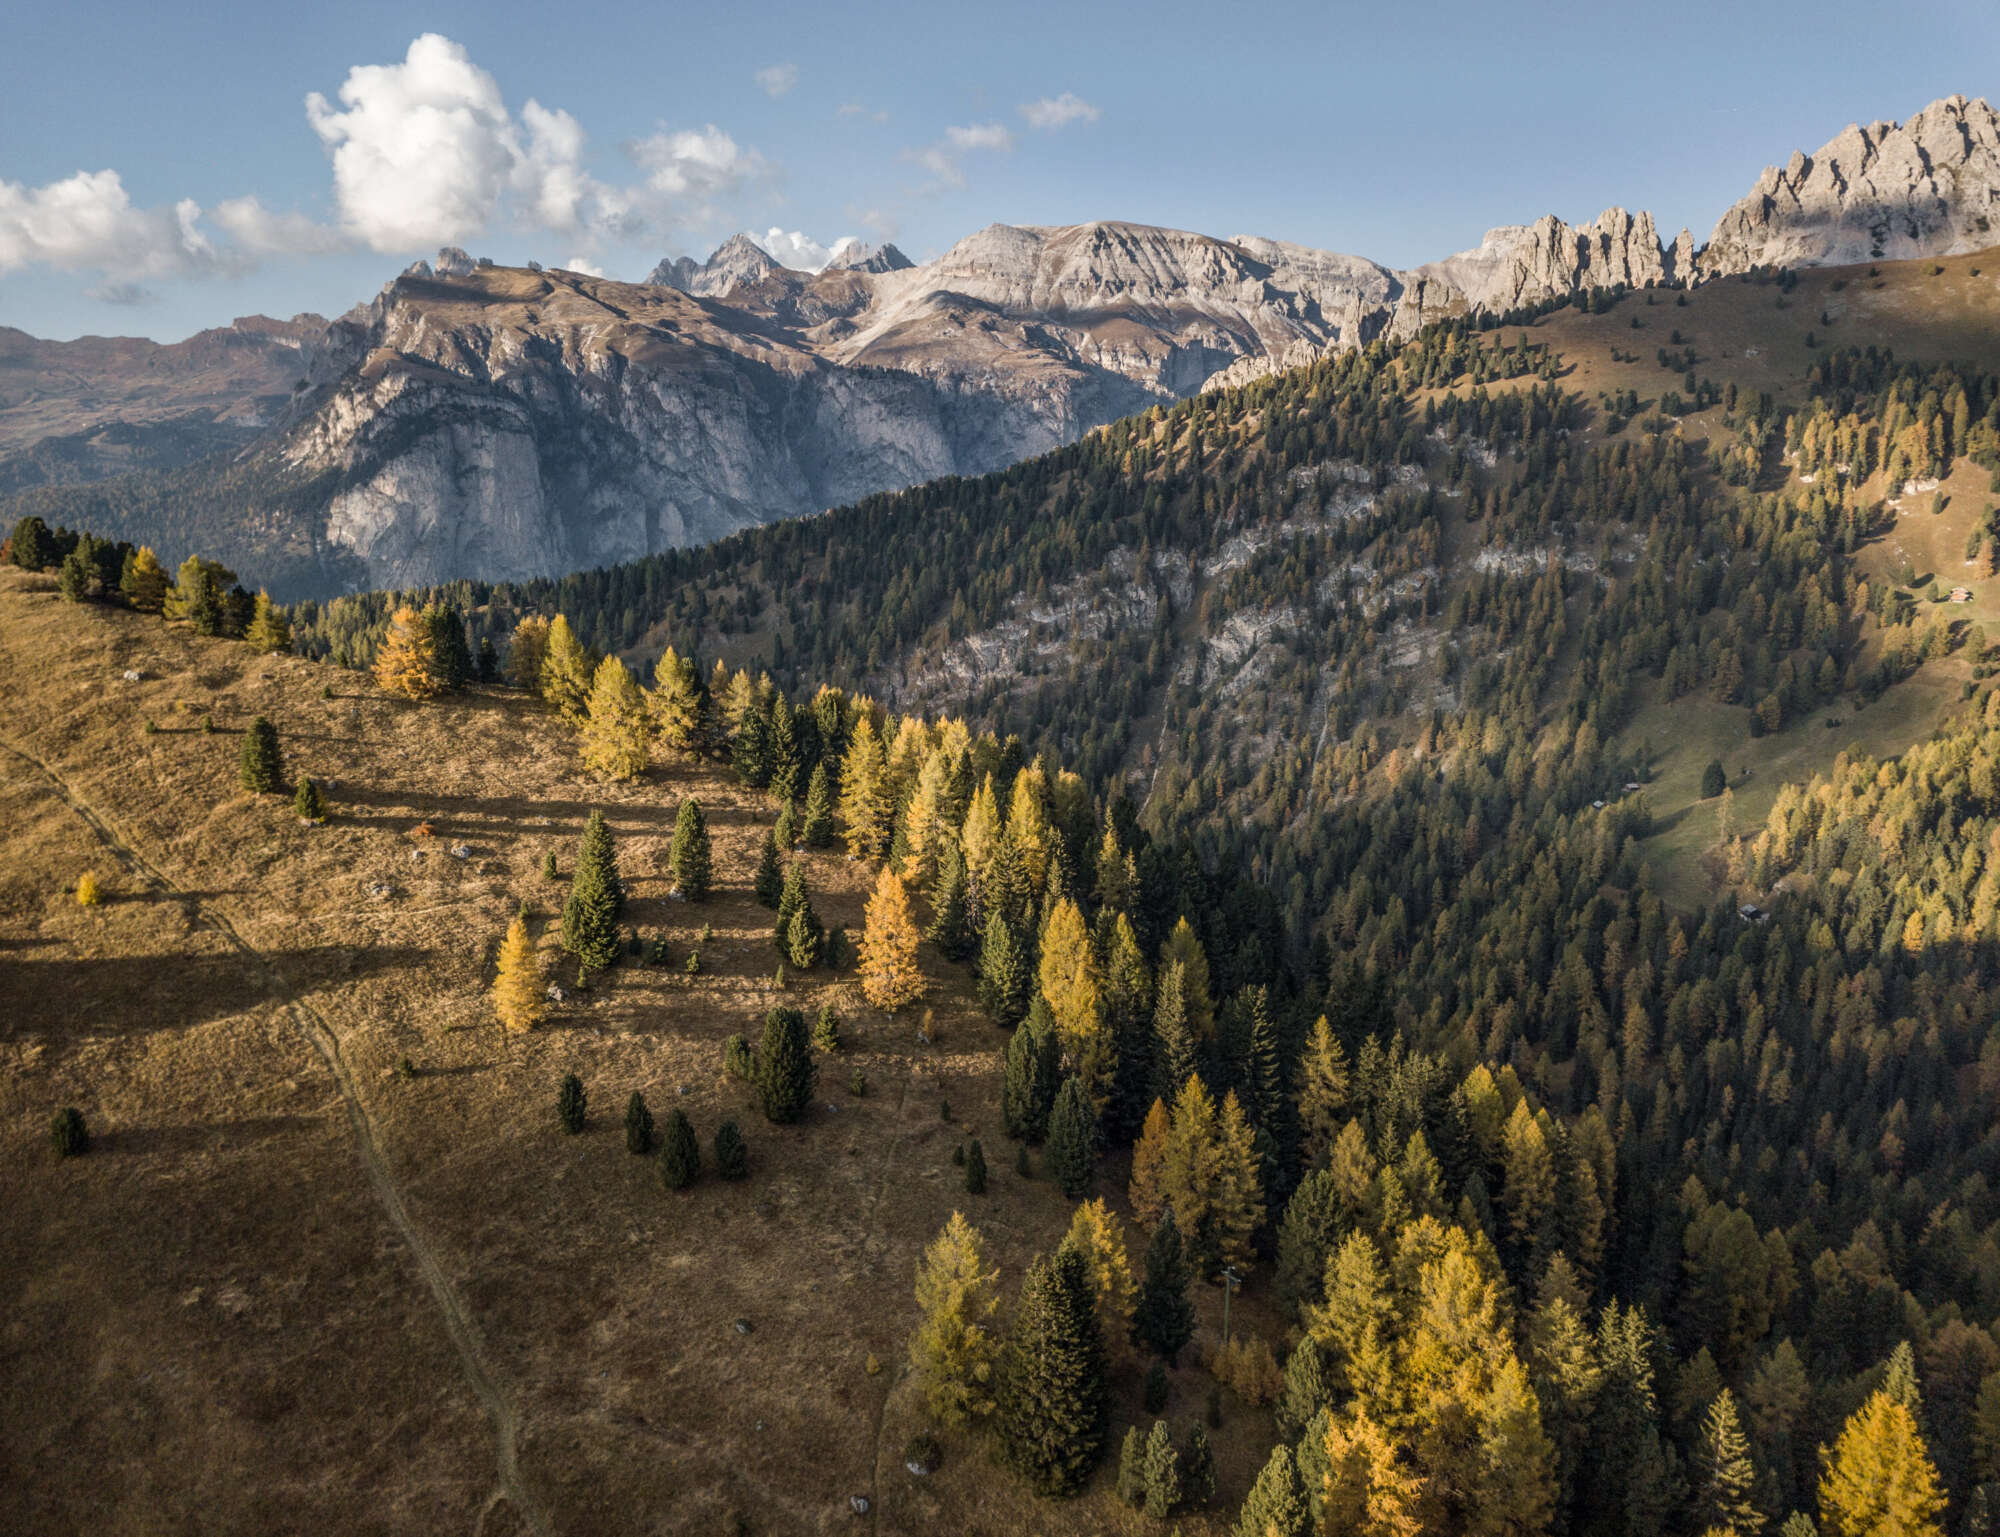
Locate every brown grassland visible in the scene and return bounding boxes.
[0,569,1264,1535]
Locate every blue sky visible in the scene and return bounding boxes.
[3,0,1996,341]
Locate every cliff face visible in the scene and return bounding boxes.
[1700,95,2000,274]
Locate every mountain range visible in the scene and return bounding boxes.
[3,93,1996,598]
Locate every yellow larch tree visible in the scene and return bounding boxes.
[647,645,705,751]
[1159,917,1215,1038]
[1818,1389,1947,1537]
[1296,1015,1351,1169]
[840,715,893,859]
[899,746,955,889]
[578,654,651,780]
[539,614,593,726]
[1128,1098,1171,1226]
[860,865,925,1011]
[1214,1088,1265,1273]
[1005,759,1053,898]
[373,605,440,698]
[1064,1198,1137,1356]
[959,772,1003,890]
[909,1211,1001,1427]
[506,615,550,693]
[1037,896,1105,1092]
[1159,1074,1221,1254]
[492,915,543,1032]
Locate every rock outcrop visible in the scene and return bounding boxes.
[1419,208,1691,310]
[1700,95,2000,274]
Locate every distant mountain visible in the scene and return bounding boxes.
[7,95,1997,596]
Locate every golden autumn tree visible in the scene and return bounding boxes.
[1128,1098,1171,1227]
[1819,1390,1947,1537]
[373,605,440,698]
[1295,1014,1351,1168]
[578,654,651,780]
[119,545,168,611]
[1037,897,1106,1089]
[1064,1198,1137,1355]
[1159,917,1215,1038]
[491,915,543,1032]
[1005,759,1054,898]
[1159,1074,1222,1264]
[860,866,924,1011]
[1213,1088,1265,1273]
[840,715,893,860]
[1322,1408,1425,1537]
[539,614,593,727]
[910,1211,1000,1427]
[959,772,1003,890]
[507,615,551,693]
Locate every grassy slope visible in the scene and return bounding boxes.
[0,567,1267,1536]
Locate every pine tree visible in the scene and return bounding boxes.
[1213,1089,1265,1273]
[660,1108,700,1188]
[1117,1425,1147,1507]
[540,614,593,726]
[996,1239,1110,1497]
[1276,1336,1335,1443]
[1159,918,1215,1039]
[1238,1443,1310,1537]
[476,636,498,683]
[49,1106,90,1158]
[1295,1015,1350,1169]
[58,545,92,602]
[965,1138,988,1194]
[801,761,836,847]
[373,606,439,698]
[766,697,803,803]
[1695,1388,1765,1536]
[492,915,544,1031]
[557,1073,586,1133]
[773,797,797,848]
[426,605,473,689]
[713,1120,748,1179]
[1818,1390,1946,1537]
[1182,1421,1216,1509]
[783,898,824,971]
[1151,962,1198,1107]
[293,773,326,822]
[1046,1076,1098,1198]
[560,811,622,972]
[245,591,291,654]
[669,798,712,901]
[774,862,812,949]
[119,545,168,611]
[1276,1167,1344,1319]
[910,1211,1000,1426]
[859,866,924,1011]
[811,1004,841,1053]
[754,1006,816,1124]
[1142,1419,1183,1518]
[1002,1001,1061,1143]
[753,830,783,907]
[580,655,651,780]
[1702,758,1728,798]
[926,839,973,961]
[839,715,892,858]
[978,909,1030,1027]
[624,1091,654,1153]
[238,715,283,793]
[1133,1210,1197,1365]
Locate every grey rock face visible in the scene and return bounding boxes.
[1700,95,2000,274]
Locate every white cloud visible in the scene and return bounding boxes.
[1020,93,1099,131]
[563,255,605,277]
[306,33,520,251]
[837,103,889,124]
[905,122,1014,190]
[758,227,860,272]
[0,169,233,279]
[754,63,798,99]
[211,196,345,256]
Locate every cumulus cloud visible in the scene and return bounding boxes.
[1020,93,1099,131]
[906,122,1014,190]
[758,227,861,272]
[0,169,222,278]
[754,63,798,99]
[211,196,346,256]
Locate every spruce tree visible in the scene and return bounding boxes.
[1702,758,1728,798]
[1275,1336,1334,1442]
[1151,962,1199,1110]
[783,899,824,970]
[1002,1001,1060,1144]
[801,761,836,847]
[1695,1388,1764,1537]
[811,1003,841,1052]
[775,862,809,949]
[732,701,771,787]
[660,1108,700,1188]
[561,812,621,972]
[624,1091,654,1154]
[50,1106,89,1158]
[238,716,283,793]
[1117,1425,1146,1506]
[773,796,798,849]
[965,1138,988,1194]
[755,1006,816,1124]
[1133,1210,1197,1365]
[293,773,326,822]
[753,830,784,907]
[713,1120,748,1179]
[426,604,473,689]
[927,840,973,961]
[58,546,92,602]
[1275,1167,1343,1319]
[996,1239,1110,1497]
[766,699,802,802]
[1181,1421,1216,1509]
[557,1073,586,1134]
[979,909,1030,1027]
[1142,1419,1182,1518]
[476,636,499,682]
[1046,1076,1098,1198]
[9,515,54,570]
[669,798,712,900]
[1237,1444,1309,1537]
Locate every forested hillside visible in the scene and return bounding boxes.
[27,248,2000,1535]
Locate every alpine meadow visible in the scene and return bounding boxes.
[7,16,2000,1536]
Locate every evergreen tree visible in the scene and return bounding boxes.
[580,655,651,780]
[996,1239,1110,1497]
[1142,1419,1183,1518]
[859,866,924,1011]
[560,811,622,972]
[624,1090,654,1154]
[926,839,973,961]
[492,914,543,1031]
[1151,962,1199,1108]
[783,898,825,971]
[669,798,712,901]
[965,1138,988,1194]
[1212,1089,1266,1274]
[978,909,1030,1027]
[1276,1167,1345,1319]
[238,715,283,793]
[765,697,803,802]
[1238,1443,1310,1537]
[245,591,291,653]
[1696,1388,1765,1537]
[476,636,499,682]
[1046,1076,1098,1197]
[119,545,167,611]
[1064,1198,1137,1355]
[49,1106,89,1158]
[9,514,54,570]
[293,773,326,822]
[1181,1422,1216,1509]
[800,761,836,847]
[506,616,550,693]
[425,605,473,688]
[1134,1210,1197,1365]
[373,606,440,698]
[811,1004,841,1052]
[557,1073,586,1133]
[910,1211,1000,1426]
[1276,1336,1335,1442]
[58,545,92,602]
[1117,1425,1147,1507]
[660,1108,700,1188]
[773,796,797,848]
[753,829,784,907]
[540,614,593,726]
[1818,1390,1946,1537]
[1702,758,1728,798]
[1002,1001,1061,1144]
[1294,1016,1350,1169]
[713,1120,748,1179]
[1038,896,1106,1098]
[754,1006,816,1124]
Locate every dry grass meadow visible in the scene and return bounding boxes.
[0,568,1272,1535]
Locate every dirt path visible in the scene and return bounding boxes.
[0,735,555,1537]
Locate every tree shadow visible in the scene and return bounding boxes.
[92,1114,323,1158]
[330,783,686,841]
[0,944,430,1037]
